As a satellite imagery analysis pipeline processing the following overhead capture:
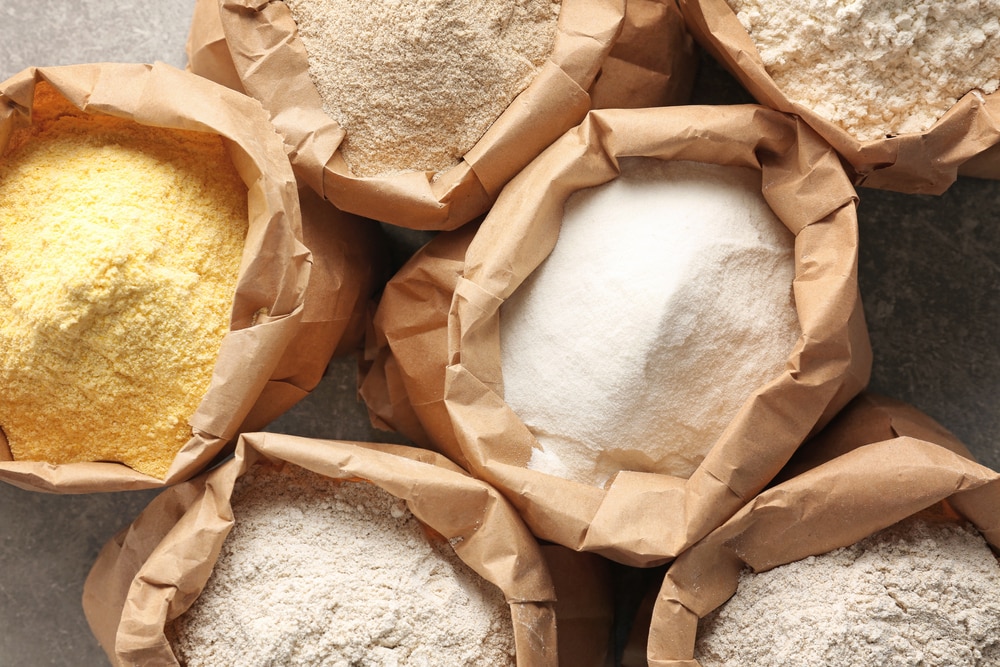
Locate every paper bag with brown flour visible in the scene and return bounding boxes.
[82,433,560,666]
[212,0,694,230]
[0,63,380,492]
[677,0,1000,195]
[359,104,872,566]
[190,0,696,114]
[617,391,977,665]
[645,396,1000,666]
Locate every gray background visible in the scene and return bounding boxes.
[0,2,998,665]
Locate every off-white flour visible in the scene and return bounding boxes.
[168,463,516,666]
[284,0,561,177]
[695,516,1000,666]
[499,159,799,488]
[727,0,1000,141]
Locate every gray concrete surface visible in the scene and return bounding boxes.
[0,3,997,666]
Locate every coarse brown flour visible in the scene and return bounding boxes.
[168,463,516,666]
[695,515,1000,666]
[284,0,561,177]
[499,159,799,488]
[726,0,1000,141]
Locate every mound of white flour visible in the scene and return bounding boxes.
[727,0,1000,140]
[168,464,515,666]
[696,516,1000,666]
[499,158,799,487]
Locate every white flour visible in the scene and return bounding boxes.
[499,159,799,488]
[696,516,1000,666]
[727,0,1000,141]
[284,0,561,177]
[168,463,516,666]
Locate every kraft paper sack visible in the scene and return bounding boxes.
[360,104,872,566]
[677,0,1000,194]
[0,63,383,492]
[210,0,696,230]
[645,393,1000,666]
[82,433,562,666]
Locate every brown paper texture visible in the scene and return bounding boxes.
[677,0,1000,195]
[211,0,695,230]
[184,0,245,94]
[540,544,617,667]
[589,0,697,110]
[361,104,872,567]
[81,433,559,666]
[645,395,1000,666]
[0,63,379,492]
[360,222,483,470]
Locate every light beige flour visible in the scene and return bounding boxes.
[499,159,799,488]
[284,0,561,177]
[726,0,1000,141]
[696,516,1000,666]
[168,463,516,666]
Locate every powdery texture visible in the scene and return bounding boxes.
[727,0,1000,141]
[696,516,1000,666]
[0,84,247,478]
[499,159,799,488]
[168,464,516,666]
[285,0,561,177]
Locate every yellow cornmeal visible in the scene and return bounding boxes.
[0,84,248,478]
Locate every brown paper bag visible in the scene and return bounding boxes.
[360,104,872,566]
[645,395,1000,666]
[192,0,695,115]
[82,432,559,666]
[677,0,1000,195]
[211,0,695,230]
[0,63,380,492]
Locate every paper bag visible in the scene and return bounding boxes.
[361,104,872,566]
[0,63,380,492]
[646,394,1000,666]
[212,0,695,230]
[82,433,559,666]
[677,0,1000,194]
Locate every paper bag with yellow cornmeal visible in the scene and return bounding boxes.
[198,0,697,231]
[677,0,1000,194]
[82,433,564,666]
[0,63,384,492]
[359,104,871,566]
[642,393,1000,666]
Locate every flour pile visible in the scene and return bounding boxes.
[285,0,561,176]
[727,0,1000,140]
[696,516,1000,666]
[500,159,799,487]
[168,464,516,666]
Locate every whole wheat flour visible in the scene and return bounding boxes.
[695,515,1000,666]
[168,463,516,666]
[284,0,561,177]
[499,159,799,488]
[726,0,1000,141]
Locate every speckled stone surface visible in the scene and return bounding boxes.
[0,4,998,667]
